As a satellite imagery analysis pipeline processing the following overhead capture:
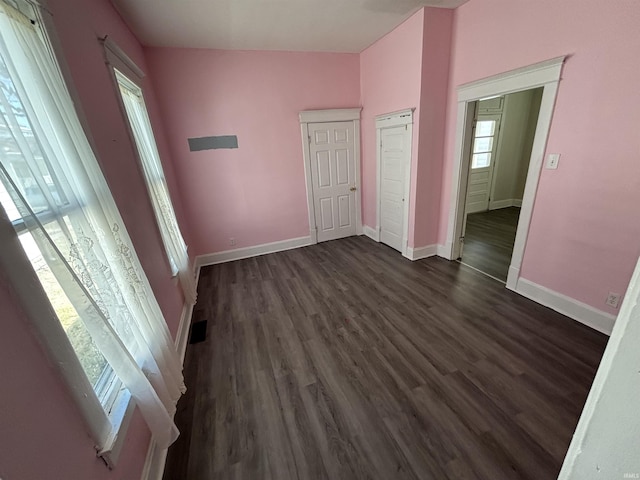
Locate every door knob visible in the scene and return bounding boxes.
[350,186,357,192]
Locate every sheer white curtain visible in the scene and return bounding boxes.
[116,71,197,306]
[0,3,184,448]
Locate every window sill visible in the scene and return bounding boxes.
[97,387,135,469]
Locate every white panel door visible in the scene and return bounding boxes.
[465,114,501,214]
[380,125,409,252]
[309,121,357,242]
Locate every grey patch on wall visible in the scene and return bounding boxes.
[188,135,238,151]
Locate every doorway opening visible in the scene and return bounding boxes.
[443,56,565,291]
[460,88,543,282]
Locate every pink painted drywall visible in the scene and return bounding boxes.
[0,278,151,480]
[144,48,360,256]
[360,8,453,249]
[413,8,453,247]
[360,10,424,246]
[0,0,188,477]
[439,0,640,314]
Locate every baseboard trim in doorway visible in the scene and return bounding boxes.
[362,225,380,242]
[489,198,523,210]
[195,236,312,268]
[406,244,438,261]
[436,244,451,259]
[457,260,507,284]
[515,278,616,335]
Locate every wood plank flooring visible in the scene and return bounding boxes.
[163,236,607,480]
[462,207,520,281]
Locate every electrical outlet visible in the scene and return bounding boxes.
[229,237,236,246]
[605,292,621,309]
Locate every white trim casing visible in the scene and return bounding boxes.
[444,56,565,293]
[299,122,317,243]
[195,236,312,268]
[375,126,381,240]
[516,277,616,335]
[353,119,363,235]
[101,36,146,81]
[457,56,566,103]
[376,108,414,129]
[299,108,363,244]
[443,100,475,261]
[375,108,414,258]
[299,108,361,123]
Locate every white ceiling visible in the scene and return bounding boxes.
[111,0,468,53]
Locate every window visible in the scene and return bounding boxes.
[0,52,113,393]
[0,0,184,460]
[471,115,500,169]
[104,44,196,305]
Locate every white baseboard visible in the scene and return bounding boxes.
[489,198,523,210]
[195,236,312,267]
[139,304,194,480]
[436,244,451,259]
[175,301,195,364]
[362,225,380,242]
[515,277,616,335]
[405,244,437,261]
[141,281,197,480]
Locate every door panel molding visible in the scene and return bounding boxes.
[300,109,362,244]
[375,108,414,258]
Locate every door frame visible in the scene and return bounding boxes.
[443,56,565,290]
[375,108,414,258]
[299,108,362,245]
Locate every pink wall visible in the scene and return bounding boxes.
[0,0,187,477]
[440,0,640,314]
[144,48,360,256]
[413,8,453,247]
[360,10,424,246]
[360,8,453,249]
[0,280,151,480]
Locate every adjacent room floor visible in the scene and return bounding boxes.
[461,207,521,282]
[164,236,607,480]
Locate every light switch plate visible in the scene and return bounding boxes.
[546,153,560,169]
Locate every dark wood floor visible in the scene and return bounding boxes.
[462,207,520,281]
[164,236,607,480]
